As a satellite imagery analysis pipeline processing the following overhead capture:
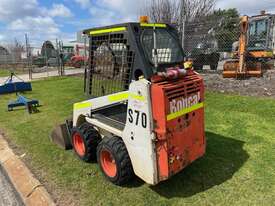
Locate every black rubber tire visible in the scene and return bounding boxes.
[71,122,101,162]
[194,64,203,70]
[72,61,80,68]
[210,64,218,70]
[97,136,134,185]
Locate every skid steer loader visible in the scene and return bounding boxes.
[50,17,206,185]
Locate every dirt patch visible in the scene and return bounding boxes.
[200,70,275,98]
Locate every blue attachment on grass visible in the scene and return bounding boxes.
[0,73,32,95]
[8,94,39,114]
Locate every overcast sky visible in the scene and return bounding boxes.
[0,0,275,46]
[216,0,275,15]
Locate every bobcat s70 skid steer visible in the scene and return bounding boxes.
[51,17,206,185]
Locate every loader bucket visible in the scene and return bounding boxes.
[223,59,263,78]
[50,120,72,150]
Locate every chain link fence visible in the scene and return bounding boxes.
[182,16,275,71]
[182,16,239,71]
[0,35,88,81]
[1,15,274,80]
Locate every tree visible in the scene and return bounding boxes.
[144,0,180,24]
[144,2,240,53]
[144,0,216,25]
[207,8,240,52]
[182,0,216,20]
[143,0,217,48]
[6,38,24,62]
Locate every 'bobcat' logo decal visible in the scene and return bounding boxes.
[169,92,201,114]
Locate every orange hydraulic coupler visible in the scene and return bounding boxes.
[151,71,205,181]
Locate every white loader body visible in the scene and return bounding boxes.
[73,79,158,184]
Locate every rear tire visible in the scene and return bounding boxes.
[210,64,218,70]
[73,60,82,68]
[71,122,101,162]
[97,136,134,185]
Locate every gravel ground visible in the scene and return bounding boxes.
[0,167,24,206]
[200,70,275,98]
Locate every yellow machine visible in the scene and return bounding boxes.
[223,11,275,78]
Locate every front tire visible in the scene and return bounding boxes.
[97,136,134,185]
[194,64,203,70]
[71,122,101,162]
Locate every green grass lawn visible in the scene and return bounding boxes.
[0,77,275,205]
[0,68,12,77]
[0,68,27,77]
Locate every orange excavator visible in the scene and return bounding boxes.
[223,11,275,78]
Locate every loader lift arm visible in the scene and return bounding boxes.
[238,16,249,75]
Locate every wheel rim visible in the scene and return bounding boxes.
[73,133,85,156]
[100,149,117,178]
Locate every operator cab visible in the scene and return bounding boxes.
[248,12,275,53]
[83,21,185,96]
[83,20,186,130]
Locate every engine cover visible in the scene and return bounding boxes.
[151,72,205,181]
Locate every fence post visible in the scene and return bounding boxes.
[181,0,185,49]
[56,38,60,76]
[182,17,185,49]
[25,34,32,80]
[59,40,64,76]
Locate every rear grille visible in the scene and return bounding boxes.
[157,74,202,100]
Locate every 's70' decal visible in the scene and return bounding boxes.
[128,109,147,128]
